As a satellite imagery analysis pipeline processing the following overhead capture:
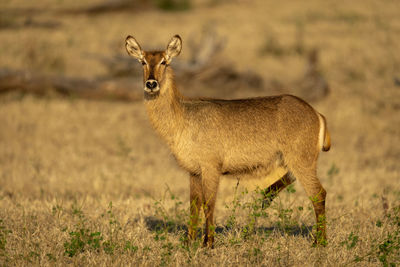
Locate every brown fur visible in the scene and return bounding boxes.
[125,35,331,247]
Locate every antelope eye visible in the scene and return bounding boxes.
[160,60,166,65]
[141,61,147,66]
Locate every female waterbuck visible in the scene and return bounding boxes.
[125,35,331,247]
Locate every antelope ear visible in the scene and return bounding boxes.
[165,35,182,63]
[125,35,144,61]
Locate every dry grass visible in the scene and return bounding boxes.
[0,0,399,266]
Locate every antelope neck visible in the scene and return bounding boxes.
[144,70,185,146]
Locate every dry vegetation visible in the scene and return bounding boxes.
[0,0,399,266]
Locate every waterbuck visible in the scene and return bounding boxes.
[125,34,331,247]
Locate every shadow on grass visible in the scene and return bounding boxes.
[144,216,313,237]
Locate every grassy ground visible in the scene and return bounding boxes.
[0,0,399,266]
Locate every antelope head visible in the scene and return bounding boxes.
[125,35,182,97]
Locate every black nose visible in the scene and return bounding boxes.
[145,80,158,89]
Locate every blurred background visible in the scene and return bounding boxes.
[1,0,398,198]
[0,0,399,264]
[0,0,400,206]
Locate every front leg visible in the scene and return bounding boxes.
[201,167,220,248]
[188,173,203,241]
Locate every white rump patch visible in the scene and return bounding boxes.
[317,113,325,151]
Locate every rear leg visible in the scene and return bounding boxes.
[262,172,295,209]
[289,165,327,246]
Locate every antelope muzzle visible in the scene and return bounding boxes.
[144,79,159,94]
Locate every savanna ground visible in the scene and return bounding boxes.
[0,0,399,266]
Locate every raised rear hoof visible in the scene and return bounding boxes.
[262,192,278,209]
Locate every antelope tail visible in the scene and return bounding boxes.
[317,113,331,152]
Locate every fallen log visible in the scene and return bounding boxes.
[0,69,142,101]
